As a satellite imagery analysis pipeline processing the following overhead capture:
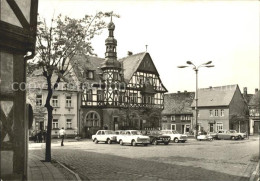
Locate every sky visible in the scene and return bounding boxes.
[38,0,259,94]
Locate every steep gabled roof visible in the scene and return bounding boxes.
[72,54,105,83]
[162,92,195,115]
[118,52,146,83]
[191,84,238,107]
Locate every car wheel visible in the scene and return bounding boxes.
[231,136,235,140]
[132,140,137,146]
[119,140,124,146]
[238,135,242,140]
[174,138,179,143]
[107,139,112,144]
[181,140,186,143]
[94,139,98,144]
[152,139,158,145]
[164,142,169,145]
[209,138,213,141]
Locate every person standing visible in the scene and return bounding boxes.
[43,130,46,143]
[59,127,66,146]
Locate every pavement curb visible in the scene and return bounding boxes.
[56,160,82,181]
[249,161,260,181]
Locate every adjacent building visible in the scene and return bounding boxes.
[191,85,249,133]
[161,91,195,134]
[73,19,167,138]
[248,89,260,135]
[27,70,80,138]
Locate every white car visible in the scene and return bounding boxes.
[161,130,188,143]
[197,134,213,141]
[92,130,117,144]
[117,130,150,146]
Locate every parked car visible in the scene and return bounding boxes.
[144,130,171,145]
[216,130,247,140]
[92,130,117,144]
[197,132,213,141]
[117,130,150,146]
[160,130,188,143]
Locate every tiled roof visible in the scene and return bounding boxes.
[27,68,78,91]
[162,92,195,115]
[249,90,260,106]
[118,52,146,83]
[72,54,105,84]
[191,84,238,107]
[243,94,254,104]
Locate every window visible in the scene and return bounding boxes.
[36,95,42,106]
[220,109,224,117]
[171,116,175,121]
[171,124,176,131]
[162,116,167,121]
[130,93,137,103]
[66,96,72,107]
[119,92,124,104]
[86,90,92,101]
[139,76,144,85]
[87,71,94,79]
[209,110,213,117]
[215,110,219,117]
[86,112,100,127]
[52,96,58,107]
[66,119,72,129]
[185,115,190,120]
[216,122,223,131]
[113,72,118,81]
[97,90,102,102]
[52,119,58,129]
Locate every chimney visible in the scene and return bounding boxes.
[243,87,247,96]
[209,86,212,89]
[184,90,187,93]
[127,51,133,56]
[177,91,180,93]
[255,88,259,93]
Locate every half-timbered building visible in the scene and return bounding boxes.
[73,19,167,138]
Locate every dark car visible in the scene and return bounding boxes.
[143,130,171,145]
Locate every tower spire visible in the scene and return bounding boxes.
[101,15,121,69]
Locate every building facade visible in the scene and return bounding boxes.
[248,89,259,135]
[73,19,167,138]
[191,85,249,133]
[161,91,195,134]
[27,70,80,138]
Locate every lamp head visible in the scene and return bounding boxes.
[186,61,193,65]
[205,65,214,68]
[205,61,212,65]
[177,66,188,68]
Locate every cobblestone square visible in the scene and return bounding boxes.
[29,136,259,181]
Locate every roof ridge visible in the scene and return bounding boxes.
[118,52,146,61]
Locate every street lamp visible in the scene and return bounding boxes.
[177,61,214,138]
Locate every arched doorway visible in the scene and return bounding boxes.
[84,111,101,138]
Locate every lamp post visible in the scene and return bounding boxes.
[177,61,214,138]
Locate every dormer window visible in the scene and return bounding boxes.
[86,71,94,79]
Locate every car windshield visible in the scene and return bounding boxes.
[229,130,237,133]
[172,130,179,134]
[131,131,141,135]
[105,131,115,134]
[161,131,172,134]
[152,131,161,135]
